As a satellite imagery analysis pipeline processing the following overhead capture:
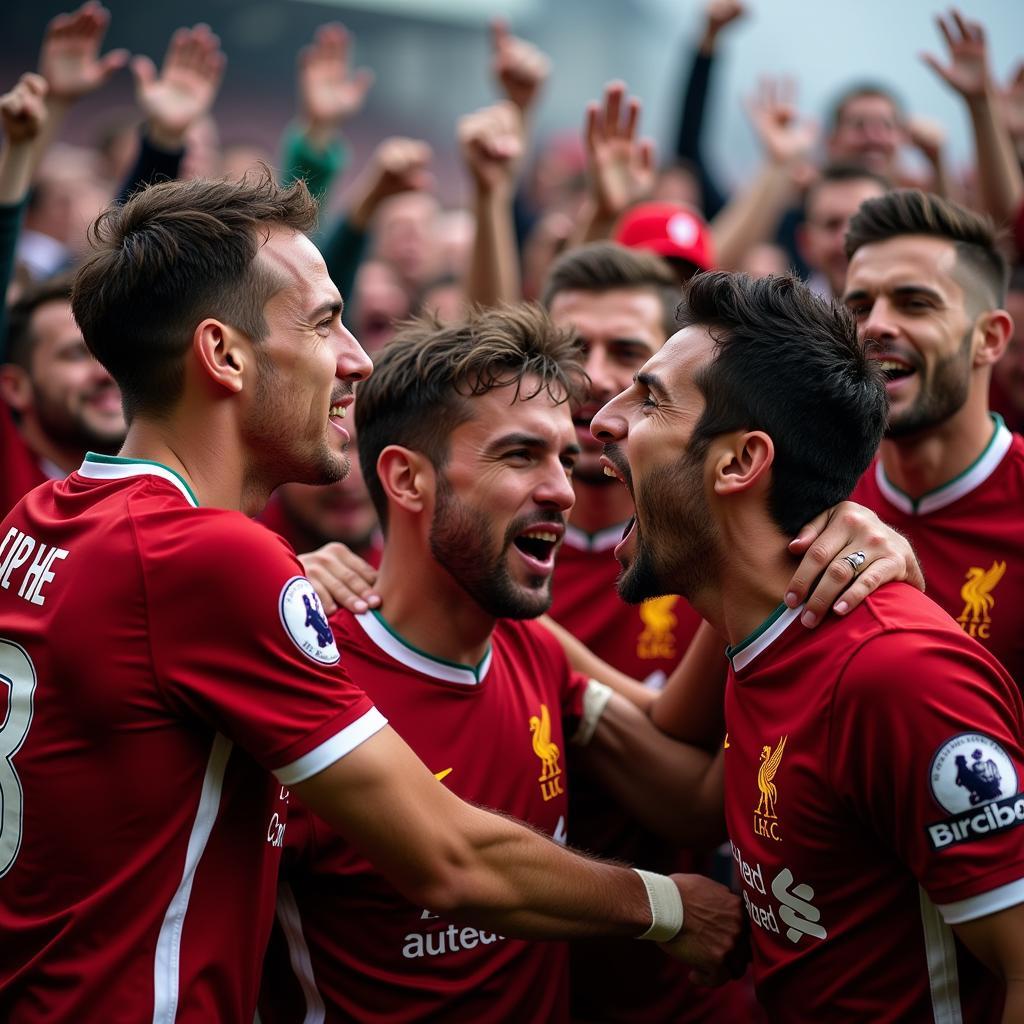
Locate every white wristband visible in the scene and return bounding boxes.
[572,679,614,747]
[633,869,685,942]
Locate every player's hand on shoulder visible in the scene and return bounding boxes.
[785,501,924,628]
[299,542,380,615]
[660,873,748,985]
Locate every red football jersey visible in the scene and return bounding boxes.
[724,583,1024,1022]
[852,416,1024,686]
[551,522,757,1023]
[0,454,384,1023]
[0,406,49,519]
[260,610,587,1023]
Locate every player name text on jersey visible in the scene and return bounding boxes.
[0,528,68,607]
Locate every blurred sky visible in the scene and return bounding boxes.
[3,0,1023,203]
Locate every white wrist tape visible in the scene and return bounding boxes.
[572,679,614,746]
[633,869,685,942]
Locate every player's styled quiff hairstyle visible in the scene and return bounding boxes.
[678,272,886,536]
[541,242,681,337]
[71,169,318,421]
[355,304,588,530]
[845,190,1007,305]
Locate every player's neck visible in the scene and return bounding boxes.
[568,478,636,533]
[375,543,495,667]
[695,515,796,650]
[118,417,263,515]
[880,395,996,500]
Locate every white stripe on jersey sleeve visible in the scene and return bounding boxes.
[275,880,326,1024]
[152,733,234,1024]
[935,877,1024,925]
[274,708,388,786]
[918,886,964,1024]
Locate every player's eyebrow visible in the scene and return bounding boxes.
[308,299,344,322]
[634,370,669,400]
[486,432,580,457]
[891,284,943,303]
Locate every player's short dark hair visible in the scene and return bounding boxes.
[803,163,891,219]
[828,82,903,133]
[678,272,886,536]
[6,274,75,371]
[845,189,1007,306]
[356,304,588,531]
[541,242,680,338]
[71,169,318,421]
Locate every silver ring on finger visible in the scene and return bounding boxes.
[841,550,867,575]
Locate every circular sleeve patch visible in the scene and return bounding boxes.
[929,732,1018,814]
[279,576,340,665]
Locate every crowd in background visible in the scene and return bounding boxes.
[1,3,1023,522]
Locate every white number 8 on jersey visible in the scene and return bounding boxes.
[0,640,37,877]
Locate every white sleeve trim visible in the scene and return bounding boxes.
[935,876,1024,925]
[274,707,388,785]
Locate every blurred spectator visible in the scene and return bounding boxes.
[990,264,1024,433]
[613,200,715,283]
[1,276,124,516]
[349,259,411,355]
[797,163,890,298]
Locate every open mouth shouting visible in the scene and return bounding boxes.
[511,521,565,575]
[328,392,354,441]
[870,352,917,396]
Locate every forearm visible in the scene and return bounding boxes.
[537,614,655,711]
[281,123,347,206]
[295,726,655,939]
[579,694,725,846]
[711,161,795,270]
[115,131,183,206]
[649,619,728,746]
[967,87,1024,226]
[0,143,36,205]
[466,185,520,307]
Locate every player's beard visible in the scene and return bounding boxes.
[31,379,125,452]
[250,357,350,488]
[885,326,972,439]
[618,450,719,605]
[429,475,556,620]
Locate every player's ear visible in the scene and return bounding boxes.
[377,446,435,516]
[0,363,32,413]
[192,319,248,394]
[712,430,774,497]
[972,309,1013,368]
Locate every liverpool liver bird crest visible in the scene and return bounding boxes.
[529,704,561,783]
[756,736,788,819]
[959,560,1006,625]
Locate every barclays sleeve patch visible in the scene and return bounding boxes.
[926,732,1022,850]
[279,576,340,665]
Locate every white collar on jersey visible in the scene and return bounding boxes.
[726,603,803,673]
[876,414,1012,516]
[563,521,628,553]
[354,609,494,687]
[77,452,199,508]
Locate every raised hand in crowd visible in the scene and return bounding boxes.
[999,62,1024,159]
[698,0,747,56]
[298,23,374,152]
[346,136,433,231]
[459,100,524,305]
[130,24,226,152]
[904,113,953,197]
[38,1,128,108]
[0,74,49,203]
[712,75,817,269]
[490,20,550,116]
[578,81,656,243]
[922,8,1023,229]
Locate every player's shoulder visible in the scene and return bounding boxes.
[837,583,1016,704]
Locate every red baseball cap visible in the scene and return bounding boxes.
[613,202,715,271]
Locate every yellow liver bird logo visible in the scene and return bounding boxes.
[756,735,788,819]
[958,561,1005,626]
[529,704,561,783]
